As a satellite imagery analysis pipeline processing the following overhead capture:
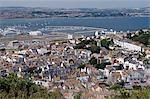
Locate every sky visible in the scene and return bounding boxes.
[0,0,149,8]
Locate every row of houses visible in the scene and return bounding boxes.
[0,29,150,98]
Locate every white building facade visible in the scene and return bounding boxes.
[114,40,142,52]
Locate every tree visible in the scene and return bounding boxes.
[49,89,64,99]
[78,64,85,69]
[126,33,132,39]
[131,32,150,46]
[95,63,106,70]
[110,85,150,99]
[101,39,113,49]
[74,93,81,99]
[120,89,130,98]
[110,83,122,90]
[88,45,100,53]
[89,57,97,65]
[138,29,144,35]
[74,39,101,53]
[0,73,64,99]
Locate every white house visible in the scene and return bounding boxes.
[68,34,73,39]
[34,80,49,88]
[124,61,137,70]
[29,31,43,36]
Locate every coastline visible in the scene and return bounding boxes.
[0,16,149,32]
[0,16,150,20]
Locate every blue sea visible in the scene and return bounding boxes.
[0,17,149,32]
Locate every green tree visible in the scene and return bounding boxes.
[74,93,81,99]
[78,64,85,69]
[74,39,101,53]
[88,45,100,53]
[131,32,150,46]
[101,39,113,49]
[0,73,64,99]
[89,57,97,65]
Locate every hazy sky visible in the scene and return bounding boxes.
[0,0,149,8]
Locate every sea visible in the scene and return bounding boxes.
[0,17,149,32]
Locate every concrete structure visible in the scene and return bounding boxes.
[114,40,142,52]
